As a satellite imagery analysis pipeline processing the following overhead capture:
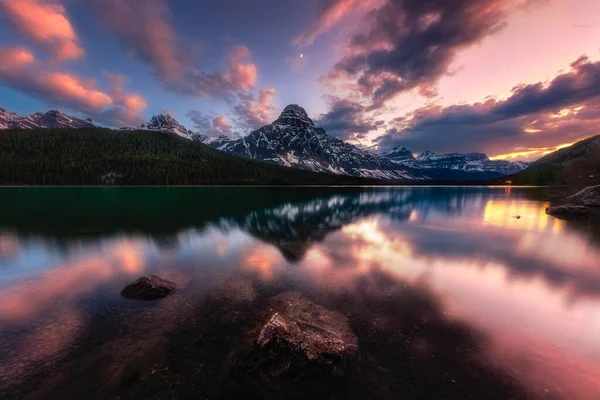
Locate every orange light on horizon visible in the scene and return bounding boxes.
[490,141,575,161]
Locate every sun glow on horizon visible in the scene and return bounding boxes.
[490,142,576,161]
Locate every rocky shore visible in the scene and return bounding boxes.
[546,185,600,220]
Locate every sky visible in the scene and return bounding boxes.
[1,0,599,160]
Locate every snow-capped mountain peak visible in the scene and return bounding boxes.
[273,104,315,129]
[387,148,529,175]
[382,146,417,166]
[0,107,96,129]
[139,113,193,140]
[195,104,428,181]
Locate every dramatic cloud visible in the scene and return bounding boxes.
[375,55,600,159]
[0,0,84,61]
[91,0,257,99]
[0,46,146,127]
[316,96,384,140]
[232,88,277,132]
[91,0,184,81]
[324,0,524,107]
[187,111,233,137]
[295,0,377,46]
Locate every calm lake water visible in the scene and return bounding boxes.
[0,187,599,399]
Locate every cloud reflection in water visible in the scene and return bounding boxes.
[1,187,599,399]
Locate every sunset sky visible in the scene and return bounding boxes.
[1,0,599,160]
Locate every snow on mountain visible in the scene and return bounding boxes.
[196,104,429,181]
[0,108,95,130]
[142,114,193,140]
[381,146,418,166]
[385,148,530,175]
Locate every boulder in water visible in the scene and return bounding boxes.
[121,275,178,300]
[231,292,358,380]
[567,185,600,207]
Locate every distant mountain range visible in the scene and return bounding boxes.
[0,105,531,181]
[382,146,530,175]
[0,108,95,130]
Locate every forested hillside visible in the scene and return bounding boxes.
[506,135,600,186]
[0,129,382,186]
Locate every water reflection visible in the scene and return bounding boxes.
[0,187,599,399]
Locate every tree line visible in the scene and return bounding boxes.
[0,128,379,186]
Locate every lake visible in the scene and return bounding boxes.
[0,187,599,399]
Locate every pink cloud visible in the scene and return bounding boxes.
[91,0,185,81]
[227,45,257,90]
[91,0,259,99]
[233,88,277,131]
[213,115,232,130]
[0,47,147,127]
[294,0,379,46]
[187,111,233,137]
[0,0,84,61]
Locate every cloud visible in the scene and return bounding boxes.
[0,46,146,127]
[91,0,258,99]
[232,88,277,132]
[324,0,526,108]
[316,96,384,140]
[91,0,184,81]
[227,46,257,90]
[0,0,84,61]
[374,55,600,159]
[103,72,148,126]
[187,111,233,137]
[294,0,377,46]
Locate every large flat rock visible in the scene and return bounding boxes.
[567,185,600,207]
[545,205,590,220]
[231,292,358,380]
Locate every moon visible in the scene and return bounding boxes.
[300,53,304,58]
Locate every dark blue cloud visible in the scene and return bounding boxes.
[316,96,384,140]
[375,56,600,155]
[327,0,515,107]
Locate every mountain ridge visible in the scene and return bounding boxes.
[195,104,429,181]
[0,105,531,181]
[382,146,530,176]
[507,135,600,185]
[0,107,96,130]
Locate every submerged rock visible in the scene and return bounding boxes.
[121,275,178,300]
[231,292,358,380]
[545,205,590,219]
[567,185,600,207]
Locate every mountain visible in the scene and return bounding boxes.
[382,146,530,176]
[381,146,418,166]
[197,105,429,181]
[0,128,384,186]
[141,113,193,140]
[0,107,96,130]
[508,135,600,185]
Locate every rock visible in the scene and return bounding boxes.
[567,185,600,207]
[545,205,590,219]
[121,275,178,300]
[231,292,358,380]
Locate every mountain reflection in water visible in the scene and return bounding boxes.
[0,187,599,399]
